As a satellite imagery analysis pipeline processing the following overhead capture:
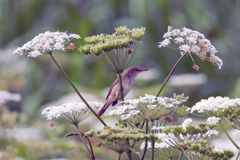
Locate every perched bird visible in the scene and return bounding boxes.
[98,67,149,116]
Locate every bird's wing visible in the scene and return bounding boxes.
[106,78,119,100]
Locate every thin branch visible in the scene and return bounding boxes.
[156,52,188,98]
[118,73,124,101]
[49,52,107,126]
[141,121,149,160]
[235,149,240,160]
[219,120,240,150]
[126,151,132,160]
[178,151,183,160]
[75,125,93,160]
[219,120,239,149]
[151,140,155,160]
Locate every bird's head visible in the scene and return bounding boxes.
[124,66,149,77]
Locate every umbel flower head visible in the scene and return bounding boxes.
[79,26,146,73]
[41,101,102,125]
[152,118,220,145]
[189,96,240,129]
[149,118,234,160]
[158,26,223,69]
[97,124,149,154]
[106,94,188,127]
[140,142,180,160]
[188,96,240,114]
[13,31,81,57]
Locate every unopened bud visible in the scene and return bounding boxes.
[145,114,150,120]
[70,43,75,49]
[162,115,166,121]
[207,146,213,152]
[66,46,71,51]
[182,143,188,150]
[97,142,101,147]
[49,121,55,129]
[193,64,199,71]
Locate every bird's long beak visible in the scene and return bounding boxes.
[139,68,149,72]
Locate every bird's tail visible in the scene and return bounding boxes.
[98,100,111,117]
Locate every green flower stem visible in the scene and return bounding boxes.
[156,52,188,98]
[235,149,240,160]
[219,120,239,149]
[49,52,107,127]
[117,73,124,101]
[175,117,182,125]
[118,153,122,160]
[75,124,93,160]
[83,133,95,160]
[140,121,146,129]
[178,151,183,160]
[126,151,132,160]
[141,121,149,160]
[151,140,155,160]
[189,151,192,160]
[183,151,191,160]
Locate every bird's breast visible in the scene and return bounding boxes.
[122,77,135,96]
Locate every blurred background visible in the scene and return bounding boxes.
[1,0,240,159]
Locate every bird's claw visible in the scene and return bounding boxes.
[119,87,124,91]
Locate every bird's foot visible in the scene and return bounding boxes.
[119,87,124,91]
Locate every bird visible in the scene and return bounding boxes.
[98,67,149,116]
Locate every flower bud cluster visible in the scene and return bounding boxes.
[162,122,218,140]
[152,118,219,148]
[221,106,240,129]
[175,106,189,117]
[210,149,234,160]
[85,130,95,137]
[97,125,148,141]
[96,124,148,154]
[115,26,146,41]
[79,26,146,56]
[149,118,234,159]
[178,141,234,160]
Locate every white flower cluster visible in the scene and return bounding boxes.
[206,116,221,125]
[151,126,165,131]
[106,94,187,120]
[157,130,218,147]
[13,31,81,57]
[140,141,170,150]
[181,118,192,129]
[122,94,187,106]
[212,147,224,153]
[188,96,240,113]
[0,90,22,104]
[158,26,223,69]
[151,118,219,147]
[41,101,102,121]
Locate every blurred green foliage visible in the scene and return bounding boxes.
[1,0,240,159]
